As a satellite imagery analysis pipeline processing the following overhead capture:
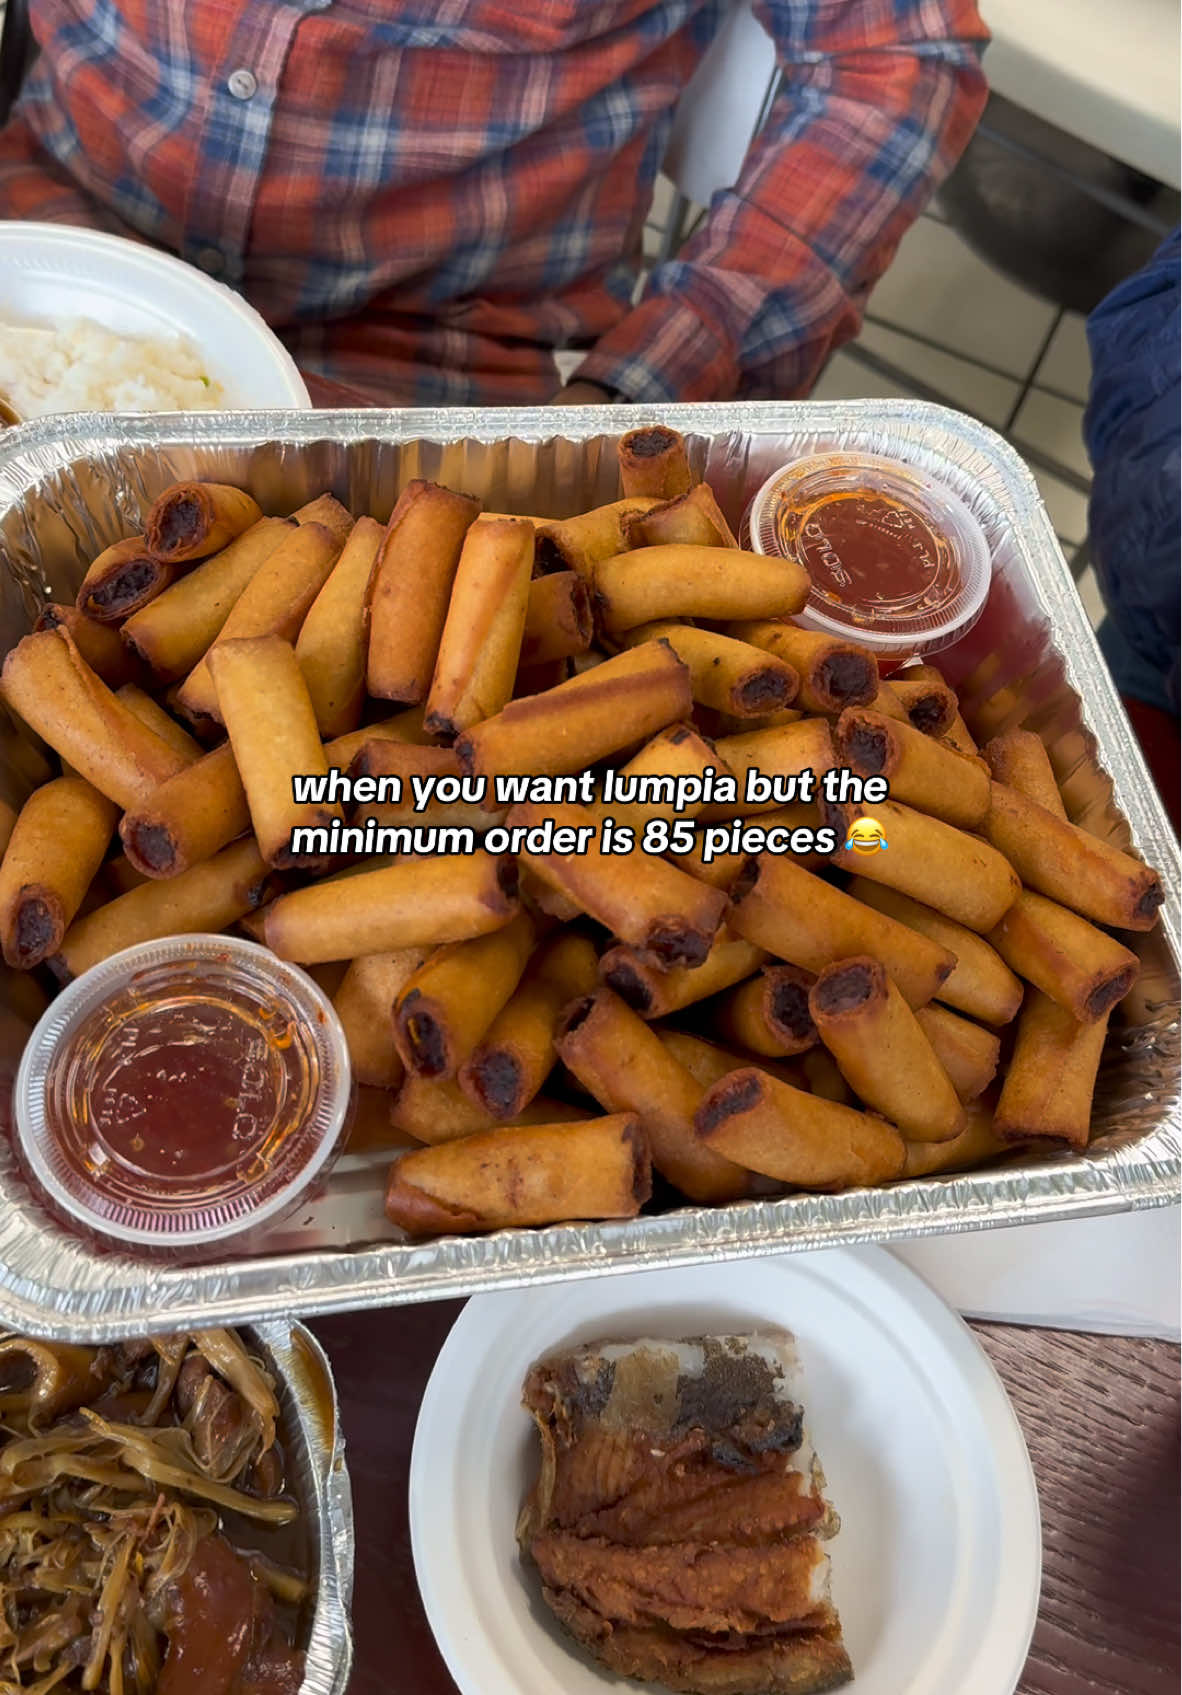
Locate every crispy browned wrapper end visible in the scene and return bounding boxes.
[119,743,248,879]
[460,931,598,1119]
[0,777,118,969]
[994,990,1110,1148]
[847,878,1023,1028]
[618,425,694,500]
[383,1113,651,1237]
[988,888,1139,1023]
[835,706,990,829]
[889,675,959,737]
[729,622,877,715]
[599,931,767,1019]
[76,536,174,624]
[367,479,482,704]
[628,624,799,720]
[144,481,263,562]
[695,1066,906,1189]
[810,956,965,1142]
[33,603,139,689]
[984,781,1163,932]
[392,912,536,1081]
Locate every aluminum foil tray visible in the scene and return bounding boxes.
[252,1320,354,1695]
[0,401,1177,1340]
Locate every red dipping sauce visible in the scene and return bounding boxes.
[14,936,350,1253]
[746,452,992,661]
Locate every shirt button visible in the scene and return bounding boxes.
[195,247,225,276]
[227,68,258,100]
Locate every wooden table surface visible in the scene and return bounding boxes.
[312,1300,1180,1695]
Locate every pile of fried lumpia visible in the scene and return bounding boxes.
[0,425,1165,1243]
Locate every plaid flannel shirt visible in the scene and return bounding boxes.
[0,0,987,405]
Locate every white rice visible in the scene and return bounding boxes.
[0,317,224,419]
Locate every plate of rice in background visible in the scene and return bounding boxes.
[0,221,310,421]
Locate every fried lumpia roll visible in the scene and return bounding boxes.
[52,836,269,981]
[394,911,536,1080]
[348,741,502,835]
[176,522,341,723]
[902,1099,1011,1177]
[617,424,693,500]
[703,718,834,822]
[728,854,954,1008]
[76,536,171,624]
[622,623,798,719]
[988,888,1139,1023]
[714,964,819,1058]
[518,572,593,670]
[657,1030,754,1090]
[848,879,1023,1026]
[385,1112,651,1236]
[620,481,738,549]
[599,930,767,1017]
[294,515,383,736]
[345,1086,422,1157]
[695,1067,906,1188]
[322,706,430,770]
[367,480,482,703]
[866,681,908,722]
[834,800,1019,933]
[889,675,960,738]
[809,957,964,1141]
[34,603,139,689]
[0,778,118,968]
[264,852,518,963]
[121,517,294,683]
[727,622,877,715]
[835,707,990,829]
[596,546,809,633]
[533,498,660,577]
[511,800,727,969]
[425,518,534,738]
[457,640,691,783]
[459,931,599,1118]
[586,723,730,837]
[914,1004,1000,1103]
[290,492,355,547]
[994,990,1109,1147]
[983,730,1066,817]
[144,481,262,562]
[1,628,189,810]
[208,635,343,871]
[119,743,247,877]
[332,948,427,1089]
[556,991,752,1202]
[390,1074,585,1144]
[901,664,978,752]
[983,782,1162,932]
[114,684,202,762]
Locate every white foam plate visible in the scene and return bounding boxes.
[411,1246,1041,1695]
[0,221,309,410]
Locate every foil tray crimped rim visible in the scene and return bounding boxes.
[219,1319,353,1694]
[0,401,1177,1344]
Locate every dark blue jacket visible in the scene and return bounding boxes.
[1084,231,1180,717]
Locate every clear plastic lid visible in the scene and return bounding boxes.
[744,451,993,658]
[14,934,351,1253]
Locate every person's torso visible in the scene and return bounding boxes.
[19,0,725,331]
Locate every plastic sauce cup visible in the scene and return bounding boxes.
[744,451,993,661]
[13,934,352,1256]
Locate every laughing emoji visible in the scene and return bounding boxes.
[845,817,888,855]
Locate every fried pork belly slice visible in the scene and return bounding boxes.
[529,1530,836,1636]
[519,1333,834,1546]
[544,1587,852,1695]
